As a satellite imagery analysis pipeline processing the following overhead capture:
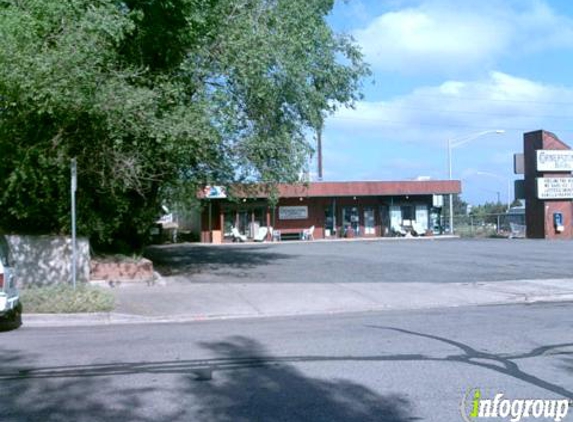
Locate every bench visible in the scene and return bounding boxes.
[280,232,302,241]
[273,229,302,241]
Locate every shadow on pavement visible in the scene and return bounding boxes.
[2,328,571,420]
[0,337,419,422]
[183,337,419,422]
[144,244,296,277]
[365,326,573,400]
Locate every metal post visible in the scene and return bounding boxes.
[71,158,77,290]
[448,139,454,234]
[317,128,323,181]
[332,198,337,237]
[507,179,511,211]
[208,200,212,243]
[446,130,505,235]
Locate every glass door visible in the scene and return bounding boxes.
[324,204,334,237]
[364,207,375,235]
[223,211,236,239]
[379,206,390,236]
[390,206,401,232]
[342,206,360,236]
[237,211,249,238]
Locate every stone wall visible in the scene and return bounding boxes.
[6,235,90,287]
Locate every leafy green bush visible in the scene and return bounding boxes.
[0,0,368,253]
[20,284,114,314]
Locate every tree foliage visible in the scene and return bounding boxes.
[0,0,369,251]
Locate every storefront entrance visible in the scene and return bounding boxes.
[223,206,267,241]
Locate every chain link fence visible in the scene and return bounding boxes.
[451,212,526,238]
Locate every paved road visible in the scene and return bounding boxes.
[145,238,573,284]
[2,303,572,421]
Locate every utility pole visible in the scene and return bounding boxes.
[317,127,323,181]
[71,158,77,290]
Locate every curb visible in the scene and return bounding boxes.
[20,292,573,328]
[147,235,461,248]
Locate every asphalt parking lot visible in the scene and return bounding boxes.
[145,238,573,284]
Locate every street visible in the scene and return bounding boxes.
[2,302,572,421]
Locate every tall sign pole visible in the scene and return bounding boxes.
[71,158,77,290]
[317,128,323,181]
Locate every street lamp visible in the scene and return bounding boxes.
[476,171,512,211]
[447,130,505,234]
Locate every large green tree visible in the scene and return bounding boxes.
[0,0,369,251]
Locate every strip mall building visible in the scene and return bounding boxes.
[198,180,461,243]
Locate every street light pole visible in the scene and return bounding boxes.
[447,130,505,235]
[447,138,453,235]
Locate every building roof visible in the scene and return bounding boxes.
[272,181,461,197]
[201,180,461,199]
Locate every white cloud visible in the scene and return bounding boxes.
[328,71,573,142]
[353,0,573,74]
[321,71,573,191]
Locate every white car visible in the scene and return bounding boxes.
[0,235,21,329]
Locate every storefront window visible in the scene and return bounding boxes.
[430,208,442,234]
[415,205,429,232]
[400,205,414,222]
[324,205,334,237]
[390,206,401,231]
[238,211,249,236]
[342,206,360,235]
[249,208,265,238]
[379,206,390,236]
[225,207,267,239]
[364,207,375,235]
[223,211,236,238]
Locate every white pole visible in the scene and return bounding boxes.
[446,130,504,235]
[448,139,454,234]
[71,158,77,290]
[507,179,511,211]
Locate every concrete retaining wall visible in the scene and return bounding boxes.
[7,235,90,287]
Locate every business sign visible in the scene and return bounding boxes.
[536,177,573,199]
[432,195,444,207]
[514,179,525,199]
[536,150,573,172]
[513,153,524,174]
[278,206,308,220]
[203,186,227,199]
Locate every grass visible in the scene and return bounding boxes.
[20,284,115,313]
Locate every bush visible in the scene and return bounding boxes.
[20,284,115,313]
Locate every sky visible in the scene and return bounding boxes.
[317,0,573,205]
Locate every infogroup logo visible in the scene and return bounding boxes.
[461,388,570,422]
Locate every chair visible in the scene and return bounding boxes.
[391,224,407,237]
[411,222,426,236]
[302,225,315,240]
[254,226,269,242]
[272,229,281,242]
[231,227,247,243]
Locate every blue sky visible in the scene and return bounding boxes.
[317,0,573,205]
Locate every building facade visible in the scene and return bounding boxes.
[199,180,461,243]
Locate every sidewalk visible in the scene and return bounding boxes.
[23,277,573,327]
